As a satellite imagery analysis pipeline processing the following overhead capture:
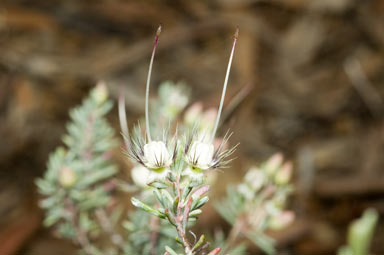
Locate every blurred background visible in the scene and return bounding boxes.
[1,0,384,254]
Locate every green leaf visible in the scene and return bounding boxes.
[76,165,117,188]
[189,209,202,217]
[348,208,378,255]
[36,179,55,196]
[148,181,168,189]
[79,212,95,233]
[154,189,167,209]
[165,246,178,255]
[192,196,209,211]
[44,207,65,226]
[131,197,164,218]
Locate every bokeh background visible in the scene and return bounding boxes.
[1,0,384,254]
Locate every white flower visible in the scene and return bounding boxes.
[275,162,293,185]
[186,141,214,170]
[131,165,150,187]
[238,183,254,200]
[265,153,283,176]
[143,141,172,170]
[245,167,265,191]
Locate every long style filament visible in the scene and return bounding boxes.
[210,28,239,143]
[145,25,162,142]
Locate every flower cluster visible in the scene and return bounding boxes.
[214,153,295,255]
[238,153,294,231]
[123,126,235,186]
[119,26,238,188]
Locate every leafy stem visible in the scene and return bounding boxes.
[95,208,124,251]
[66,198,102,255]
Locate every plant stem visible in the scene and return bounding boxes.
[75,226,100,255]
[173,176,192,253]
[66,198,101,255]
[223,217,245,254]
[95,209,124,249]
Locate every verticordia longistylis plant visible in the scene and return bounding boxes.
[119,25,238,255]
[37,26,296,255]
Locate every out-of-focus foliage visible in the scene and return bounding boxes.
[212,230,247,255]
[338,208,378,255]
[154,81,189,124]
[36,84,120,254]
[215,154,294,255]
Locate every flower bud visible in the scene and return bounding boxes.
[275,162,293,185]
[59,167,77,188]
[269,211,295,230]
[265,153,283,176]
[92,82,108,105]
[131,165,150,187]
[184,102,203,126]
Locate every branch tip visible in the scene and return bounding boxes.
[234,27,239,39]
[156,24,162,37]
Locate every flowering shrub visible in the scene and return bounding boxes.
[119,26,238,255]
[37,26,296,255]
